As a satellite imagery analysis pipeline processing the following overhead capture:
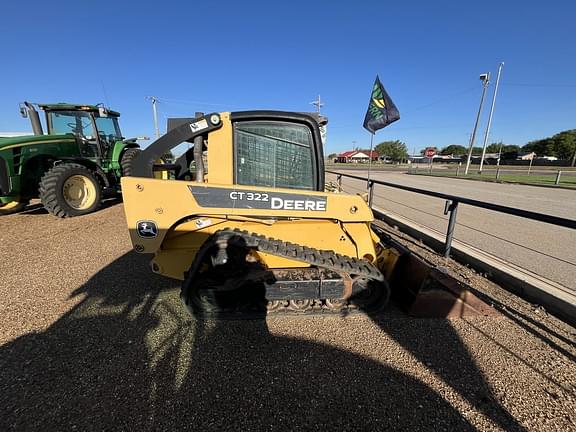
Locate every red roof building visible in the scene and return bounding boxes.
[336,150,379,163]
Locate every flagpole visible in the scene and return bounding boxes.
[367,132,375,188]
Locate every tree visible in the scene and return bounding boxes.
[327,153,338,160]
[375,140,408,162]
[553,130,576,165]
[522,138,555,157]
[500,145,520,159]
[439,145,466,156]
[485,142,502,153]
[521,130,576,165]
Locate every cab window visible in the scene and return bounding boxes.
[234,121,314,190]
[49,111,95,138]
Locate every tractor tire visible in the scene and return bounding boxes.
[0,199,28,216]
[120,148,142,177]
[39,163,102,218]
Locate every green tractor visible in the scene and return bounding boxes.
[0,102,142,217]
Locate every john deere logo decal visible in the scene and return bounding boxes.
[137,221,158,238]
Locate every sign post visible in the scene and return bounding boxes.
[425,148,436,174]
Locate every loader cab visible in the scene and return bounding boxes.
[230,112,327,192]
[134,111,326,191]
[42,104,123,162]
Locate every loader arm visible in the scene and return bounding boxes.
[130,112,223,179]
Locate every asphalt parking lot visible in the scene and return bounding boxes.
[1,202,575,431]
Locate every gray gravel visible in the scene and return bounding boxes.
[1,202,575,431]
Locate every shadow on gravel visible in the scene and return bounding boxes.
[370,317,527,431]
[17,197,122,216]
[1,252,524,431]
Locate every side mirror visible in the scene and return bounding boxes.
[19,104,28,118]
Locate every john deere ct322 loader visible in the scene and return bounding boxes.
[120,111,407,318]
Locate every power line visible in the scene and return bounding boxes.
[503,83,576,88]
[156,97,238,108]
[403,85,479,114]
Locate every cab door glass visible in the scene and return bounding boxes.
[95,117,122,156]
[234,121,314,190]
[49,111,99,158]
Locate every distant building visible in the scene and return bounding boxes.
[517,152,536,160]
[336,150,379,163]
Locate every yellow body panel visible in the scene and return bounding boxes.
[205,112,234,184]
[122,176,377,280]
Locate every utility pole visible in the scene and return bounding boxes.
[310,95,324,115]
[497,140,503,167]
[146,96,160,139]
[464,73,490,175]
[479,62,504,174]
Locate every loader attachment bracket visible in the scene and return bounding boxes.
[131,113,223,178]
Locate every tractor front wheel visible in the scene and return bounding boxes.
[39,163,102,217]
[0,199,28,215]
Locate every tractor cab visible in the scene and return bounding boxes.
[20,102,124,163]
[40,103,123,162]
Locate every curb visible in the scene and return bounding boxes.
[373,206,576,326]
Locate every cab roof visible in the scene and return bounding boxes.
[37,103,120,117]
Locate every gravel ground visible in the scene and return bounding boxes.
[1,201,575,431]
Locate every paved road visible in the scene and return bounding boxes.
[328,171,576,291]
[1,204,575,431]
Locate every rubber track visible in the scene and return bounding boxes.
[213,228,384,281]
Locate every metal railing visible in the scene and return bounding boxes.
[327,170,576,257]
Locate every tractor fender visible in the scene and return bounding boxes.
[113,141,140,166]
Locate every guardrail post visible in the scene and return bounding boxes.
[443,200,459,257]
[555,170,562,185]
[368,180,375,208]
[496,168,500,180]
[337,174,342,192]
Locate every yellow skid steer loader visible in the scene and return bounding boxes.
[121,111,491,319]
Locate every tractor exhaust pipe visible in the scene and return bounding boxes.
[194,111,205,183]
[24,102,44,135]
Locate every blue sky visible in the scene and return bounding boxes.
[1,1,575,154]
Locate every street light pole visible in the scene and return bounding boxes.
[479,62,504,174]
[146,96,160,139]
[464,73,490,175]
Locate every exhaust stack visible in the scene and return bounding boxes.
[24,102,44,135]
